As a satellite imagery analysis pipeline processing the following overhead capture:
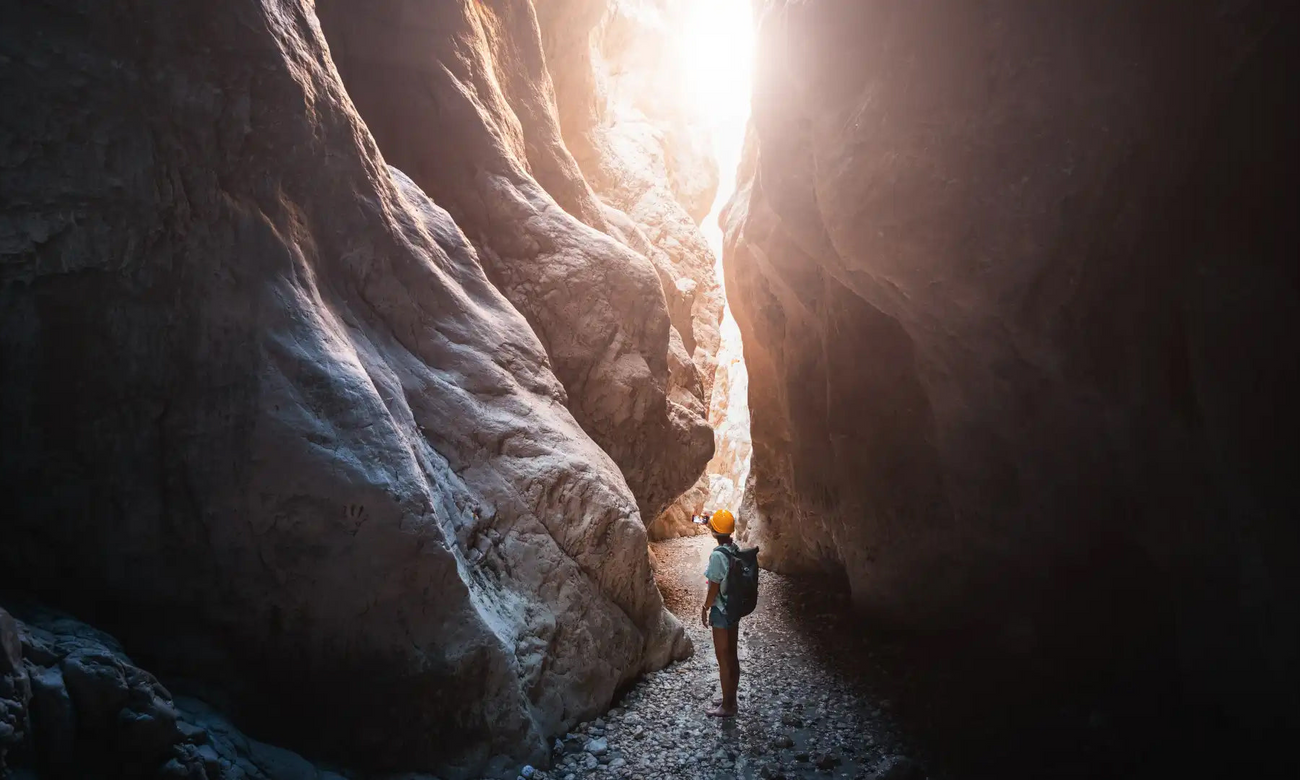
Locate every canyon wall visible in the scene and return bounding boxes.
[0,0,699,776]
[316,0,723,527]
[537,0,725,388]
[532,0,731,538]
[1,604,343,779]
[704,311,753,515]
[728,0,1298,736]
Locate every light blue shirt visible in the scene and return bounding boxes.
[705,545,733,611]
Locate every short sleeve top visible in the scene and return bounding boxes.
[705,546,730,583]
[705,544,733,610]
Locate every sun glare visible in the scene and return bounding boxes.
[673,0,755,262]
[670,1,755,519]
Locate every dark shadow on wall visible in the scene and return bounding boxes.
[779,565,1290,780]
[725,5,1299,775]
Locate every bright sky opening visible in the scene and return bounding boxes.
[673,0,755,265]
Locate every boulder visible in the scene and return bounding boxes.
[0,608,31,773]
[1,604,350,779]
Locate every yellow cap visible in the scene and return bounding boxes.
[708,509,735,535]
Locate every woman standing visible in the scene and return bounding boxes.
[699,509,741,717]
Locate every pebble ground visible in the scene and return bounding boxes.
[528,535,923,780]
[508,533,1261,780]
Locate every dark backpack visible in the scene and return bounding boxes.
[719,544,760,621]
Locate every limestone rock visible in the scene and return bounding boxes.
[315,0,716,523]
[538,0,726,395]
[650,307,753,540]
[0,1,687,775]
[535,0,733,538]
[704,310,753,516]
[646,476,709,541]
[727,0,1299,733]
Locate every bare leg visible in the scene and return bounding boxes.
[727,625,740,707]
[708,627,738,717]
[722,626,743,712]
[711,628,741,706]
[711,625,730,697]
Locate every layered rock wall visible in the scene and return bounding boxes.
[531,0,732,537]
[728,0,1298,732]
[0,0,693,775]
[537,0,725,385]
[316,0,721,525]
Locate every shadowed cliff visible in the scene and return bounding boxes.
[726,0,1298,769]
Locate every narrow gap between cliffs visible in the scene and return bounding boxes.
[679,0,753,529]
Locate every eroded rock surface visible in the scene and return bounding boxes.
[727,0,1298,739]
[315,0,717,524]
[535,0,731,538]
[538,0,725,393]
[0,1,689,776]
[650,305,754,540]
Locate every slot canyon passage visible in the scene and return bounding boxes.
[1,0,1297,778]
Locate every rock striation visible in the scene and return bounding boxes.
[0,0,693,776]
[537,0,725,385]
[647,308,753,540]
[533,0,730,538]
[315,0,719,525]
[727,0,1298,737]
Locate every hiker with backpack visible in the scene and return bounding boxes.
[694,509,759,718]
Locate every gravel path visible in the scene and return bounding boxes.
[532,536,923,780]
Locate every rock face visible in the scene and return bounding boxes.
[1,605,345,779]
[647,307,753,540]
[315,0,718,525]
[728,0,1298,735]
[537,0,725,387]
[0,609,29,774]
[533,0,730,538]
[704,310,752,515]
[0,0,690,776]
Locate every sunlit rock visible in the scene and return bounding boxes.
[535,0,738,540]
[538,0,726,399]
[649,302,753,540]
[535,1,760,538]
[316,0,715,523]
[0,1,689,776]
[705,310,752,516]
